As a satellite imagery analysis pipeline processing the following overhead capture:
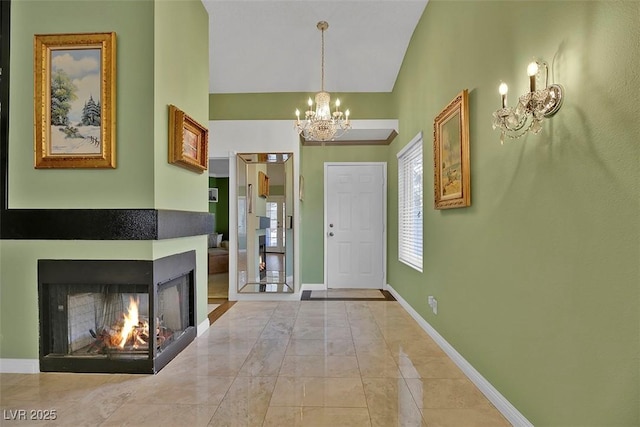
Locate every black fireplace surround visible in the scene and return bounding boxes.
[38,251,196,374]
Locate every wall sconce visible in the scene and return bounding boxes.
[492,59,564,144]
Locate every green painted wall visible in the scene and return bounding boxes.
[388,1,639,425]
[269,185,285,196]
[1,0,211,359]
[300,145,389,283]
[209,177,220,219]
[152,0,209,326]
[209,177,229,238]
[153,0,209,212]
[209,181,220,216]
[217,178,229,238]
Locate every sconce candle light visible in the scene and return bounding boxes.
[499,82,508,108]
[492,59,564,144]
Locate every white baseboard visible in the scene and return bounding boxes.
[197,318,210,336]
[301,283,326,291]
[0,358,39,374]
[386,284,533,427]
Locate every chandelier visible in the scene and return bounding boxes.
[295,21,351,142]
[492,59,564,144]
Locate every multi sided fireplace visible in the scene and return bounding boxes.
[37,251,196,374]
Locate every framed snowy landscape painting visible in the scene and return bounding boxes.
[34,32,116,168]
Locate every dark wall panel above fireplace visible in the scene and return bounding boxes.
[0,209,213,240]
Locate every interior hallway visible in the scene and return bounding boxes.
[0,298,508,426]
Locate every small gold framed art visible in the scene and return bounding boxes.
[168,104,208,173]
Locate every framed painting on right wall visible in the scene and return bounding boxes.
[433,89,471,209]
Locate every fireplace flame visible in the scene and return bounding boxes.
[117,297,148,349]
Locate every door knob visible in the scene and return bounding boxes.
[328,232,334,237]
[329,223,334,228]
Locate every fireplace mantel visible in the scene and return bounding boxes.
[1,209,212,240]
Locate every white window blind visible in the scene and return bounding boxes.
[397,132,423,272]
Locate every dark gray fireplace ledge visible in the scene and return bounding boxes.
[0,208,214,241]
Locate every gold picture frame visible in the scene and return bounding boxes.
[258,171,269,198]
[34,32,116,169]
[168,104,208,173]
[433,89,471,209]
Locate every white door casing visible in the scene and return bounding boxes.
[324,163,386,289]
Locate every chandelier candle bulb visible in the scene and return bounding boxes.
[499,83,508,108]
[527,61,539,92]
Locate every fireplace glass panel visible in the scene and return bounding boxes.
[44,276,191,361]
[156,275,190,353]
[67,290,150,358]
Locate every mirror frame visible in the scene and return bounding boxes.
[236,153,294,294]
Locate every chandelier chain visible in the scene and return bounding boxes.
[320,26,325,92]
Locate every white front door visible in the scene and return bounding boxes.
[266,196,285,253]
[325,163,386,289]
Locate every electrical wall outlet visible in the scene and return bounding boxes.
[428,295,438,315]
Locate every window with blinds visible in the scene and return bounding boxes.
[397,132,423,272]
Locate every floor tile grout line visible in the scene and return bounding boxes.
[262,303,294,426]
[355,303,374,427]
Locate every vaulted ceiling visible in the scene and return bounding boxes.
[202,1,429,94]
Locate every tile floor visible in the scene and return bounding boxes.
[0,299,510,426]
[208,273,229,300]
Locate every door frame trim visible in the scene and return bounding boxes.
[323,162,387,289]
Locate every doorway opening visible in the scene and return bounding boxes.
[207,157,231,321]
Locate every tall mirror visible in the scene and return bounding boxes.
[237,153,294,293]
